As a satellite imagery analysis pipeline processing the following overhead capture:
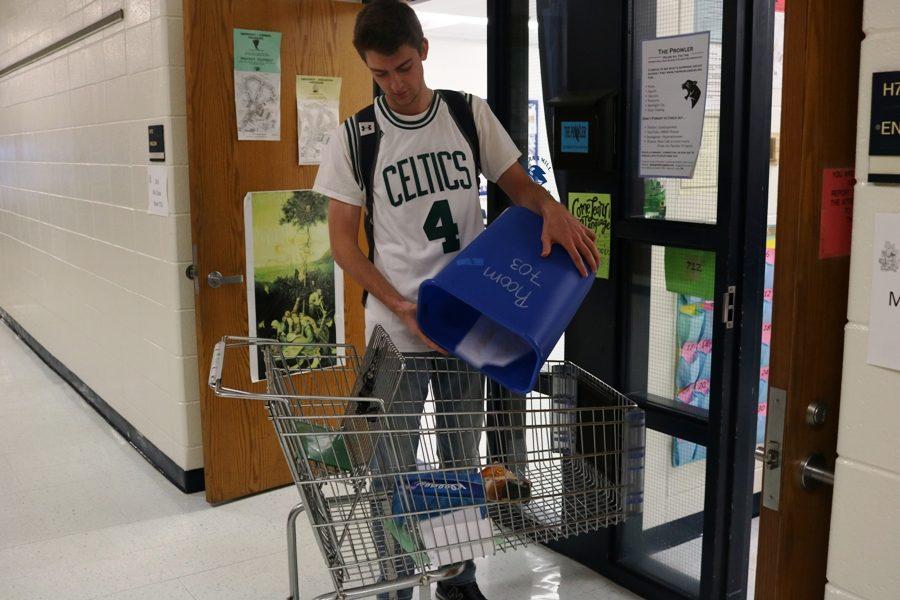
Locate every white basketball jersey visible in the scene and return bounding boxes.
[314,92,521,352]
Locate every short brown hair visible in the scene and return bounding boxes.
[353,0,425,58]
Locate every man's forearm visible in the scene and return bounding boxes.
[510,183,555,216]
[498,164,555,216]
[334,243,407,313]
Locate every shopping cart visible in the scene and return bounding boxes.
[208,325,645,600]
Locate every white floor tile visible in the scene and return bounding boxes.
[476,545,643,600]
[94,579,197,600]
[179,552,292,600]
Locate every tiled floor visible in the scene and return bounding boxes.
[0,323,643,600]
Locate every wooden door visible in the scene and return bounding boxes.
[755,0,863,596]
[184,0,371,503]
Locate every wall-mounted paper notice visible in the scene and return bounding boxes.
[867,213,900,372]
[639,32,711,178]
[297,76,341,165]
[234,29,282,141]
[148,165,169,216]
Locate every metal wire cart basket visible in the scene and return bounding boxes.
[209,326,645,600]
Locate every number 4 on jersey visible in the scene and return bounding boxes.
[423,199,460,254]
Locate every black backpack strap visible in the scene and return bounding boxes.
[350,103,381,307]
[437,89,481,175]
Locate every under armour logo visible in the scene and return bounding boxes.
[359,122,375,136]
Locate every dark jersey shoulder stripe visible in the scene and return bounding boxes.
[344,118,362,189]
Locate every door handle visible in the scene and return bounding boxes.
[207,271,244,288]
[799,453,834,488]
[755,448,835,488]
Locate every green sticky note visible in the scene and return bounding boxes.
[664,247,716,299]
[234,29,282,73]
[569,193,612,279]
[643,179,666,219]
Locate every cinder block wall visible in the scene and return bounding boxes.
[0,0,201,472]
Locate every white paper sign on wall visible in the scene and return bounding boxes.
[148,165,169,217]
[639,32,711,179]
[867,212,900,371]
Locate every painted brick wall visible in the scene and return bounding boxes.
[826,1,900,598]
[0,0,201,471]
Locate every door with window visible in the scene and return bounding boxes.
[184,0,371,503]
[493,1,779,598]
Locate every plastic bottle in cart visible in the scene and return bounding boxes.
[550,364,579,454]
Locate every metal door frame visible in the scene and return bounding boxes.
[614,1,775,598]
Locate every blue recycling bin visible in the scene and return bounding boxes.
[417,206,594,394]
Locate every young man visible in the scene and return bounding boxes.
[313,2,599,599]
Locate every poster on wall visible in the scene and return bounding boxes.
[867,213,900,372]
[671,295,714,466]
[569,192,611,279]
[758,237,775,445]
[297,76,342,165]
[233,29,282,141]
[639,32,711,179]
[819,168,854,259]
[244,190,345,382]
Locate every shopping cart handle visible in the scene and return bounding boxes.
[206,336,388,408]
[209,340,225,390]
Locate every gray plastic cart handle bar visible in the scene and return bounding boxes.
[207,336,385,408]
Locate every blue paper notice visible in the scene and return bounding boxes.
[561,121,589,153]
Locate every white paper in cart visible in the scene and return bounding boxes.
[418,506,495,567]
[454,315,530,369]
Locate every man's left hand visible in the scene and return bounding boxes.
[496,163,602,278]
[539,200,601,277]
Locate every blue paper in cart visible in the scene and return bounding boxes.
[389,471,494,568]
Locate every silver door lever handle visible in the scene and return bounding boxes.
[207,271,244,288]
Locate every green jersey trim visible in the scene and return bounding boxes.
[377,93,442,130]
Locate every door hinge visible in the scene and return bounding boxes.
[722,285,736,329]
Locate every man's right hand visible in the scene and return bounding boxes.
[394,300,447,354]
[328,200,448,355]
